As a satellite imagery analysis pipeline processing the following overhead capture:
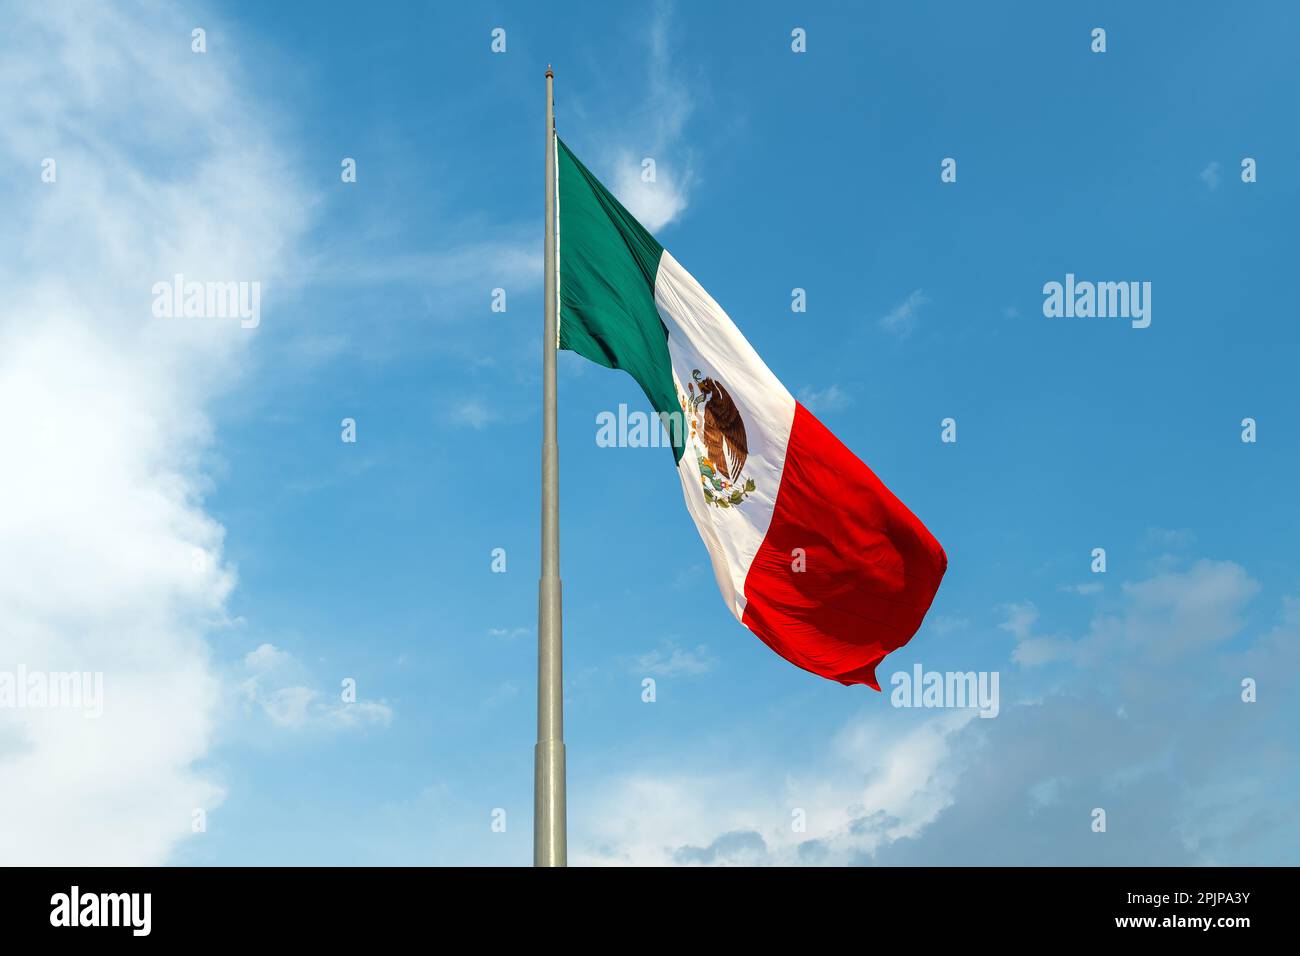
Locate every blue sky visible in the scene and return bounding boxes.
[2,0,1297,865]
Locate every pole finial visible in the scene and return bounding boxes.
[545,64,553,78]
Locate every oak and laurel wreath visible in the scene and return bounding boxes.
[698,461,757,509]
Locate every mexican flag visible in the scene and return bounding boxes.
[556,136,947,689]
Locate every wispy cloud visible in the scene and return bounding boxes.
[239,643,393,731]
[245,643,293,672]
[579,554,1298,866]
[306,234,541,302]
[607,1,696,231]
[674,830,769,865]
[1012,559,1259,667]
[484,681,521,709]
[1200,161,1221,190]
[796,384,850,413]
[878,289,929,338]
[1143,527,1196,551]
[1060,581,1104,596]
[929,614,970,635]
[574,710,974,866]
[446,399,503,431]
[0,2,310,864]
[998,601,1040,643]
[632,642,717,677]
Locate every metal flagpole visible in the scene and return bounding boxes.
[535,64,567,867]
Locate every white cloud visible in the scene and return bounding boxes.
[1001,599,1082,666]
[1143,526,1196,550]
[257,687,393,731]
[998,601,1039,643]
[1118,559,1258,658]
[447,399,502,430]
[484,681,521,709]
[575,559,1297,866]
[632,642,717,677]
[244,643,293,673]
[1006,562,1261,671]
[796,384,850,413]
[1020,560,1259,667]
[929,614,970,635]
[238,644,393,731]
[1200,161,1221,190]
[573,709,974,866]
[606,1,695,231]
[1060,581,1103,596]
[878,289,929,338]
[612,153,691,233]
[0,2,310,864]
[311,235,541,304]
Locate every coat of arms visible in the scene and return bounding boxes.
[682,369,756,509]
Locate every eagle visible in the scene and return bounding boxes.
[693,369,748,481]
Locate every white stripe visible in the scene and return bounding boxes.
[653,250,796,621]
[552,132,561,348]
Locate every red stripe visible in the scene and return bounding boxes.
[740,403,947,690]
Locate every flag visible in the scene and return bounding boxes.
[556,136,946,689]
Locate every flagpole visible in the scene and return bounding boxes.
[535,64,567,867]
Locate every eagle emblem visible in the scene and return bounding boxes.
[683,369,756,509]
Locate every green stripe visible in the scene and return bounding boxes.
[556,136,683,461]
